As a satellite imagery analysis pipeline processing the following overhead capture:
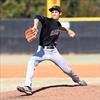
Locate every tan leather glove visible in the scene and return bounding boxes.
[25,27,38,42]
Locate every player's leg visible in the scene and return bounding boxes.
[17,56,41,95]
[49,48,87,86]
[25,46,45,87]
[50,50,72,75]
[17,46,45,94]
[24,56,41,87]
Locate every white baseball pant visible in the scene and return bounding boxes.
[25,46,77,87]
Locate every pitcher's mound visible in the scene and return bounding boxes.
[0,85,100,100]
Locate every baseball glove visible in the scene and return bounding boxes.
[25,28,38,42]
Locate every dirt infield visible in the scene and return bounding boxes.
[0,54,100,100]
[0,85,100,100]
[0,54,100,78]
[0,64,100,78]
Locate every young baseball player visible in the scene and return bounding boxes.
[17,6,87,95]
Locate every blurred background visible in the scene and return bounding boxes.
[0,0,100,54]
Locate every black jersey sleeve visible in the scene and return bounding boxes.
[57,21,62,27]
[34,15,46,24]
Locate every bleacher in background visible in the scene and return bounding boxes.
[0,19,100,54]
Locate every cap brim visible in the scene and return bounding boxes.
[49,8,61,12]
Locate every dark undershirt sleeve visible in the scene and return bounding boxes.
[34,15,46,25]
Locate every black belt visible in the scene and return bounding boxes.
[42,45,55,49]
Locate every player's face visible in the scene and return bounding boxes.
[51,10,62,20]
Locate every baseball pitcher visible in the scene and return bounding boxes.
[17,6,87,95]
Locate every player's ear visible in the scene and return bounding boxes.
[59,12,62,16]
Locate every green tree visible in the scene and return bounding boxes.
[61,0,100,17]
[78,0,100,17]
[61,0,79,17]
[0,0,45,19]
[0,0,26,19]
[0,0,100,19]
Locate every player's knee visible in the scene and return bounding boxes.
[28,57,38,69]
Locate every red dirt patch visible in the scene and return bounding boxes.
[0,64,100,78]
[0,85,100,100]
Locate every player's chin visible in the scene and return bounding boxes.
[52,16,59,20]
